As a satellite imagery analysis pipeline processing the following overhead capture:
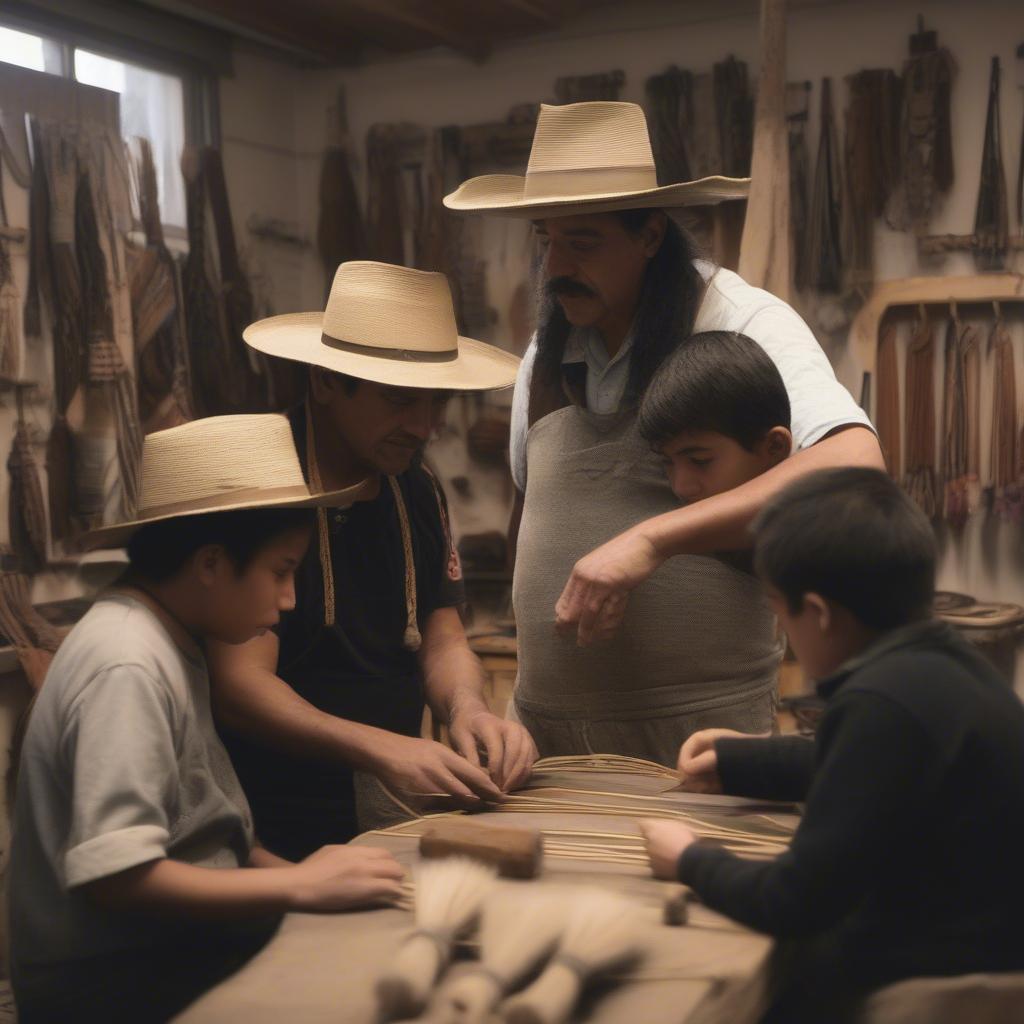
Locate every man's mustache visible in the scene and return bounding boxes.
[546,277,596,299]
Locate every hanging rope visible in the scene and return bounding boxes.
[941,314,979,528]
[875,322,901,480]
[987,315,1020,520]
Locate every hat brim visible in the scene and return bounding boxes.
[243,313,519,391]
[82,477,373,551]
[443,173,750,217]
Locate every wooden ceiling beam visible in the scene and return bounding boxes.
[341,0,490,61]
[494,0,561,27]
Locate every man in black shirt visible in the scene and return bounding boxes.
[210,262,537,860]
[642,468,1024,1022]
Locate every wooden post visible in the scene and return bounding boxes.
[738,0,791,301]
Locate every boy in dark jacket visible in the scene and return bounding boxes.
[642,467,1024,1022]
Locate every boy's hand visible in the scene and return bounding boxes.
[639,820,698,879]
[677,728,770,793]
[288,845,405,912]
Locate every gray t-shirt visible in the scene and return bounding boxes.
[9,593,255,978]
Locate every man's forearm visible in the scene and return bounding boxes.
[422,640,489,724]
[640,426,884,558]
[214,668,408,774]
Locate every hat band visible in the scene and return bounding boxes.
[320,332,459,363]
[522,163,659,199]
[138,483,312,520]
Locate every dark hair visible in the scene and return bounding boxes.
[127,506,315,583]
[531,210,705,409]
[752,467,936,630]
[637,330,791,450]
[307,366,360,395]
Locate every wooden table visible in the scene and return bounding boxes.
[175,764,797,1024]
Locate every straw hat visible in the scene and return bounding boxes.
[243,261,519,391]
[443,101,749,217]
[85,414,370,549]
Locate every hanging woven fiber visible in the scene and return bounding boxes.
[988,317,1020,520]
[786,82,812,292]
[941,317,979,528]
[903,312,938,518]
[0,250,20,381]
[45,413,73,542]
[713,56,753,176]
[843,70,903,291]
[76,168,143,515]
[8,411,48,574]
[875,321,901,480]
[45,128,84,415]
[317,90,368,300]
[23,117,52,341]
[805,78,843,293]
[366,125,406,266]
[645,67,694,185]
[899,45,956,232]
[0,569,64,690]
[689,72,722,178]
[974,56,1009,272]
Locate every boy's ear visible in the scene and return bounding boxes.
[193,544,227,587]
[804,592,832,632]
[764,426,793,465]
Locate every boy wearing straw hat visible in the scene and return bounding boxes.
[8,415,405,1024]
[444,101,884,763]
[210,261,538,861]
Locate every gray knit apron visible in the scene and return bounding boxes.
[512,405,782,766]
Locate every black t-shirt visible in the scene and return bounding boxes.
[220,405,465,859]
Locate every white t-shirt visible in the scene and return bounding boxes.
[9,594,255,978]
[509,261,872,490]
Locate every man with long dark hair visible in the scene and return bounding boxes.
[445,101,883,763]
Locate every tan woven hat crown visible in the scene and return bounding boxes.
[444,101,749,217]
[85,414,370,549]
[243,261,519,391]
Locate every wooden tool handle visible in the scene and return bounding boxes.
[420,820,543,879]
[375,933,445,1021]
[501,962,581,1024]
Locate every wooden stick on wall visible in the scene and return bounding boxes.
[738,0,792,301]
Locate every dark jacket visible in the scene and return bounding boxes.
[678,620,1024,990]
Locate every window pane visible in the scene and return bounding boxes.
[0,25,46,72]
[74,47,186,229]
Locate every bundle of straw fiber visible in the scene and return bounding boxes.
[500,890,645,1024]
[23,116,52,341]
[805,77,843,294]
[0,159,22,380]
[903,312,938,518]
[0,569,63,689]
[376,857,496,1022]
[941,318,980,528]
[987,317,1019,520]
[7,411,47,574]
[436,888,568,1024]
[130,138,192,431]
[76,168,142,514]
[875,322,901,480]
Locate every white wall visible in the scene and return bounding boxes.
[219,0,1024,675]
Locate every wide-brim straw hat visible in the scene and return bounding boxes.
[85,414,371,549]
[444,101,749,218]
[243,261,519,391]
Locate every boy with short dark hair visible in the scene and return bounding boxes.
[642,467,1024,1022]
[9,415,405,1024]
[638,330,792,504]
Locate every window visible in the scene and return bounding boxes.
[74,49,187,229]
[0,20,196,233]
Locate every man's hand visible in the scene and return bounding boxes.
[554,529,663,646]
[369,732,503,804]
[448,709,538,792]
[639,820,698,880]
[288,845,405,912]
